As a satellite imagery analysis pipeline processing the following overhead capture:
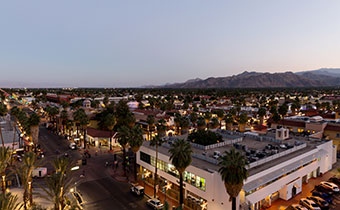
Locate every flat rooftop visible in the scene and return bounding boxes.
[142,129,329,176]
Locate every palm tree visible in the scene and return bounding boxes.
[189,112,198,128]
[169,139,192,207]
[0,193,22,210]
[215,110,225,129]
[0,147,11,194]
[117,126,131,177]
[238,113,248,132]
[257,107,266,125]
[174,114,181,135]
[204,112,212,129]
[179,117,190,134]
[156,119,167,137]
[103,114,116,151]
[60,110,68,135]
[128,125,144,181]
[0,103,8,147]
[146,115,155,140]
[149,135,164,198]
[19,152,38,210]
[218,149,248,210]
[73,109,88,149]
[41,157,74,210]
[28,113,40,146]
[224,114,234,131]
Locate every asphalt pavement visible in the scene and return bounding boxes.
[38,127,149,210]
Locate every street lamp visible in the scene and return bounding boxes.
[164,182,172,202]
[200,201,207,210]
[144,171,151,189]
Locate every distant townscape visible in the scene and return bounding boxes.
[1,87,340,210]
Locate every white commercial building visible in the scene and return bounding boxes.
[137,129,335,210]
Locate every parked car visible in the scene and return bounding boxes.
[307,196,329,209]
[147,198,164,209]
[311,191,332,204]
[69,142,77,150]
[299,198,321,210]
[130,184,144,195]
[328,177,340,186]
[291,204,308,210]
[320,181,340,193]
[314,185,333,195]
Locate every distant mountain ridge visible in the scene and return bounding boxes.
[159,68,340,88]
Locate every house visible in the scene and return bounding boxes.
[86,127,118,148]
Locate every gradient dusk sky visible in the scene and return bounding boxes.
[1,1,340,87]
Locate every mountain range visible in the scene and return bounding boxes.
[159,68,340,88]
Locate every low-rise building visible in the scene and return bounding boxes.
[137,129,335,210]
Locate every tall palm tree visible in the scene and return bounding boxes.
[204,112,212,129]
[73,109,88,149]
[218,149,248,210]
[60,110,68,135]
[19,152,38,210]
[28,113,40,146]
[224,114,234,131]
[0,102,8,147]
[146,115,155,140]
[149,135,164,198]
[169,139,192,206]
[216,110,225,129]
[156,119,167,137]
[128,125,144,181]
[103,114,116,151]
[257,107,266,125]
[117,126,131,177]
[0,193,22,210]
[0,147,11,194]
[237,113,248,132]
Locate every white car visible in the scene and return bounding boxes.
[320,181,340,192]
[291,204,308,210]
[69,143,77,150]
[146,198,164,209]
[299,198,321,210]
[130,184,144,195]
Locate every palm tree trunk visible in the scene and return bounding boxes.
[154,145,158,198]
[2,175,6,194]
[122,146,127,177]
[134,152,137,181]
[0,125,5,147]
[179,172,184,206]
[232,197,236,210]
[83,128,87,149]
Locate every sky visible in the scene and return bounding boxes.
[0,1,340,88]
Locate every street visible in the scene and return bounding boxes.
[38,127,149,210]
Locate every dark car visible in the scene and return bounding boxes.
[312,191,332,204]
[315,185,333,195]
[328,177,340,187]
[307,196,329,210]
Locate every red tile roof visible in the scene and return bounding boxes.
[268,119,305,127]
[324,124,340,132]
[87,127,115,138]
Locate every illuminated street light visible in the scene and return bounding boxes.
[201,202,207,210]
